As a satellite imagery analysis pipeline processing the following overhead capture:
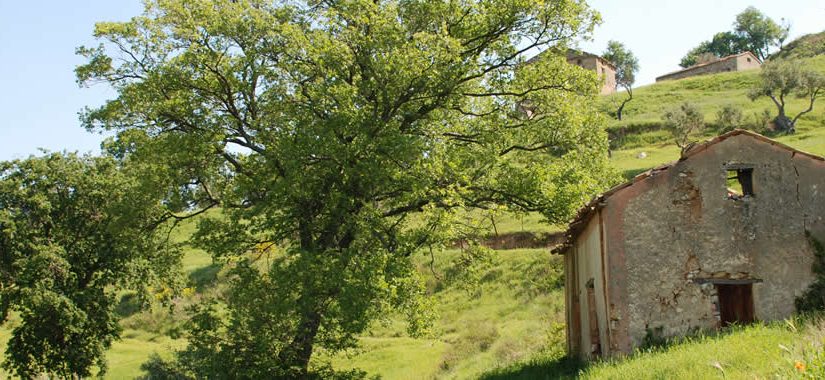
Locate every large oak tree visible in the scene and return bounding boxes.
[77,0,615,375]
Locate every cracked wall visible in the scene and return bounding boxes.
[609,134,825,352]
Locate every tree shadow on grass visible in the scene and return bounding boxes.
[478,355,585,380]
[115,292,143,318]
[189,263,222,292]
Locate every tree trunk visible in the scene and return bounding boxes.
[280,309,322,377]
[616,88,632,121]
[774,108,794,133]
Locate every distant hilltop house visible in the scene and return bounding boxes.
[527,49,617,95]
[656,51,761,82]
[554,130,825,359]
[566,50,617,95]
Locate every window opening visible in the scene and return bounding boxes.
[726,168,754,199]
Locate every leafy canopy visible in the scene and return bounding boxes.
[662,102,705,149]
[76,0,615,375]
[679,6,787,67]
[0,153,181,378]
[748,59,825,133]
[602,40,638,120]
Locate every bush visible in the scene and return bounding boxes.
[796,233,825,313]
[662,102,705,148]
[715,105,744,133]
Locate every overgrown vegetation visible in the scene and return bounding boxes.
[797,232,825,312]
[749,59,825,133]
[662,102,705,149]
[679,6,789,67]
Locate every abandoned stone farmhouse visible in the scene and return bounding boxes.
[656,51,762,82]
[554,129,825,359]
[565,50,617,95]
[526,49,617,95]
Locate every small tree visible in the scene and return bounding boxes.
[663,102,705,149]
[749,59,825,133]
[603,40,639,120]
[715,104,744,133]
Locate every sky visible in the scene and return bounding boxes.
[0,1,823,161]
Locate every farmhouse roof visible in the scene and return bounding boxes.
[551,129,825,255]
[526,48,617,70]
[655,51,761,81]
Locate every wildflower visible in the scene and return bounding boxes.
[795,360,806,372]
[182,287,196,297]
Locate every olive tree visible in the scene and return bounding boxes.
[663,102,705,149]
[749,59,825,133]
[76,0,616,375]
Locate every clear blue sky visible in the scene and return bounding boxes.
[0,1,822,161]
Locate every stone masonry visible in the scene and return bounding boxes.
[556,130,825,359]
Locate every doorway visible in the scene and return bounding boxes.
[716,284,755,327]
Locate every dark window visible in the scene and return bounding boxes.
[726,168,754,199]
[747,57,752,63]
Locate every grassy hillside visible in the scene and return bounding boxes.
[325,248,566,379]
[3,48,825,380]
[604,55,825,179]
[484,316,825,379]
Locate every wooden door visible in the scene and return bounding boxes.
[717,284,755,327]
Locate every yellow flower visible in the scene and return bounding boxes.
[795,360,806,372]
[182,287,196,297]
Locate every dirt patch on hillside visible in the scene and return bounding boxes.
[452,231,565,250]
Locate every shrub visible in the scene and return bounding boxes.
[715,105,744,133]
[796,233,825,312]
[662,102,705,148]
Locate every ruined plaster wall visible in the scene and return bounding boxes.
[572,214,609,358]
[615,135,823,350]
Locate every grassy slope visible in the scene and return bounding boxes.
[3,56,825,380]
[326,248,566,379]
[479,56,825,379]
[483,319,825,379]
[605,55,825,179]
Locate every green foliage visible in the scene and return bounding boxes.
[679,7,787,67]
[796,232,825,313]
[714,104,744,133]
[772,31,825,60]
[77,0,615,373]
[603,40,639,90]
[603,40,639,120]
[734,6,790,61]
[662,102,705,148]
[749,59,825,132]
[0,153,180,378]
[680,32,748,68]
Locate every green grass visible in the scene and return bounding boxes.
[483,317,825,379]
[606,55,825,179]
[3,51,825,380]
[324,248,567,379]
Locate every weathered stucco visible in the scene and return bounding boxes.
[563,131,825,358]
